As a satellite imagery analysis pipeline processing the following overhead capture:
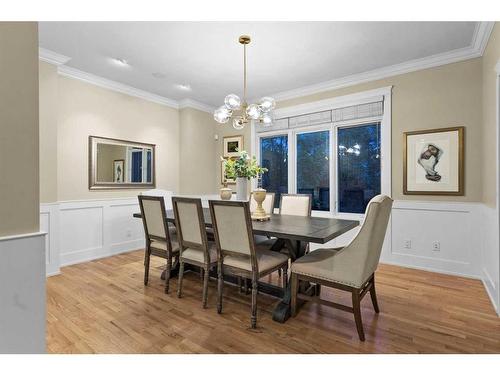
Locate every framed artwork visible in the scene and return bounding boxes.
[113,159,125,183]
[220,159,236,185]
[403,126,464,195]
[223,135,243,158]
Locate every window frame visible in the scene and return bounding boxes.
[252,86,392,219]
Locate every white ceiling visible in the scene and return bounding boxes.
[39,22,480,108]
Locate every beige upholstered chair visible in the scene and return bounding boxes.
[172,197,217,308]
[249,191,276,216]
[279,193,312,217]
[290,195,393,341]
[138,195,179,294]
[209,200,289,328]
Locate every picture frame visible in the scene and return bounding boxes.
[403,126,464,195]
[220,158,236,185]
[113,159,125,183]
[223,135,244,158]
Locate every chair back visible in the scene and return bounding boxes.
[209,200,257,270]
[172,197,210,263]
[279,194,312,216]
[138,195,172,246]
[249,192,275,215]
[335,195,393,286]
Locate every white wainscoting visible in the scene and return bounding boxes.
[41,196,499,314]
[479,204,499,314]
[41,198,145,274]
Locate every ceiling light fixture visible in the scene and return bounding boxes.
[176,83,191,91]
[111,57,129,67]
[214,35,275,129]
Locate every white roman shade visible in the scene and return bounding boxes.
[256,100,384,133]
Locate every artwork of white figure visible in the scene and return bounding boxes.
[417,144,444,182]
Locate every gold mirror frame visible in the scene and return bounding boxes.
[88,135,156,190]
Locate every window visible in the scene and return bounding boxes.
[296,131,330,211]
[337,123,381,213]
[260,135,288,208]
[254,87,390,216]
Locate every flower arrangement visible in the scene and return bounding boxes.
[223,150,268,181]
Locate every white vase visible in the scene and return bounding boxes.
[236,177,248,201]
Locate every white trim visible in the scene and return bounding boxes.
[38,47,71,66]
[178,98,215,113]
[267,22,495,102]
[58,65,180,109]
[472,22,495,56]
[39,48,216,112]
[274,86,392,119]
[0,231,46,242]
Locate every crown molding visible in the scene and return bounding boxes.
[178,99,215,113]
[57,65,180,109]
[39,47,71,66]
[269,22,495,103]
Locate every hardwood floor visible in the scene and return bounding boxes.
[46,250,500,353]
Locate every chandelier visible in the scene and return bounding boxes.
[213,35,275,129]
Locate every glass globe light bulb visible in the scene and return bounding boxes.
[261,113,273,126]
[232,118,245,130]
[224,94,241,110]
[259,97,276,113]
[214,106,231,124]
[246,104,262,120]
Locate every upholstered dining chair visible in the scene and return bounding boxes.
[290,195,393,341]
[279,193,312,217]
[138,195,179,294]
[209,200,289,328]
[172,197,217,308]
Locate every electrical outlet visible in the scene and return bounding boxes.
[404,240,412,249]
[432,241,440,251]
[126,229,132,238]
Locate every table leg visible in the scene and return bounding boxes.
[272,240,312,323]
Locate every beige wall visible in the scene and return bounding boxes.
[271,58,483,202]
[38,62,181,202]
[482,24,500,208]
[0,22,39,236]
[214,121,253,191]
[96,144,127,182]
[179,108,218,194]
[39,61,58,203]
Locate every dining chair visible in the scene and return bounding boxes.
[290,195,393,341]
[172,197,217,308]
[275,193,313,277]
[138,195,179,294]
[279,193,312,217]
[209,200,289,328]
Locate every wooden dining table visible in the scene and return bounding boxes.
[133,207,359,323]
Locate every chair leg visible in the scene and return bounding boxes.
[217,262,223,314]
[290,273,299,317]
[352,289,365,341]
[369,275,380,313]
[177,261,185,298]
[251,278,258,329]
[278,268,282,277]
[144,248,151,286]
[164,256,172,294]
[202,266,210,309]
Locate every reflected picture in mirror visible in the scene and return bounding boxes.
[89,136,155,189]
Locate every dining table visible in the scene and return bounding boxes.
[133,207,359,323]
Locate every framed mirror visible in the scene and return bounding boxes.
[89,136,156,190]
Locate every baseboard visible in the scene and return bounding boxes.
[482,267,499,315]
[60,241,144,267]
[380,259,481,280]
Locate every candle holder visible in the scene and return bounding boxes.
[251,188,270,221]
